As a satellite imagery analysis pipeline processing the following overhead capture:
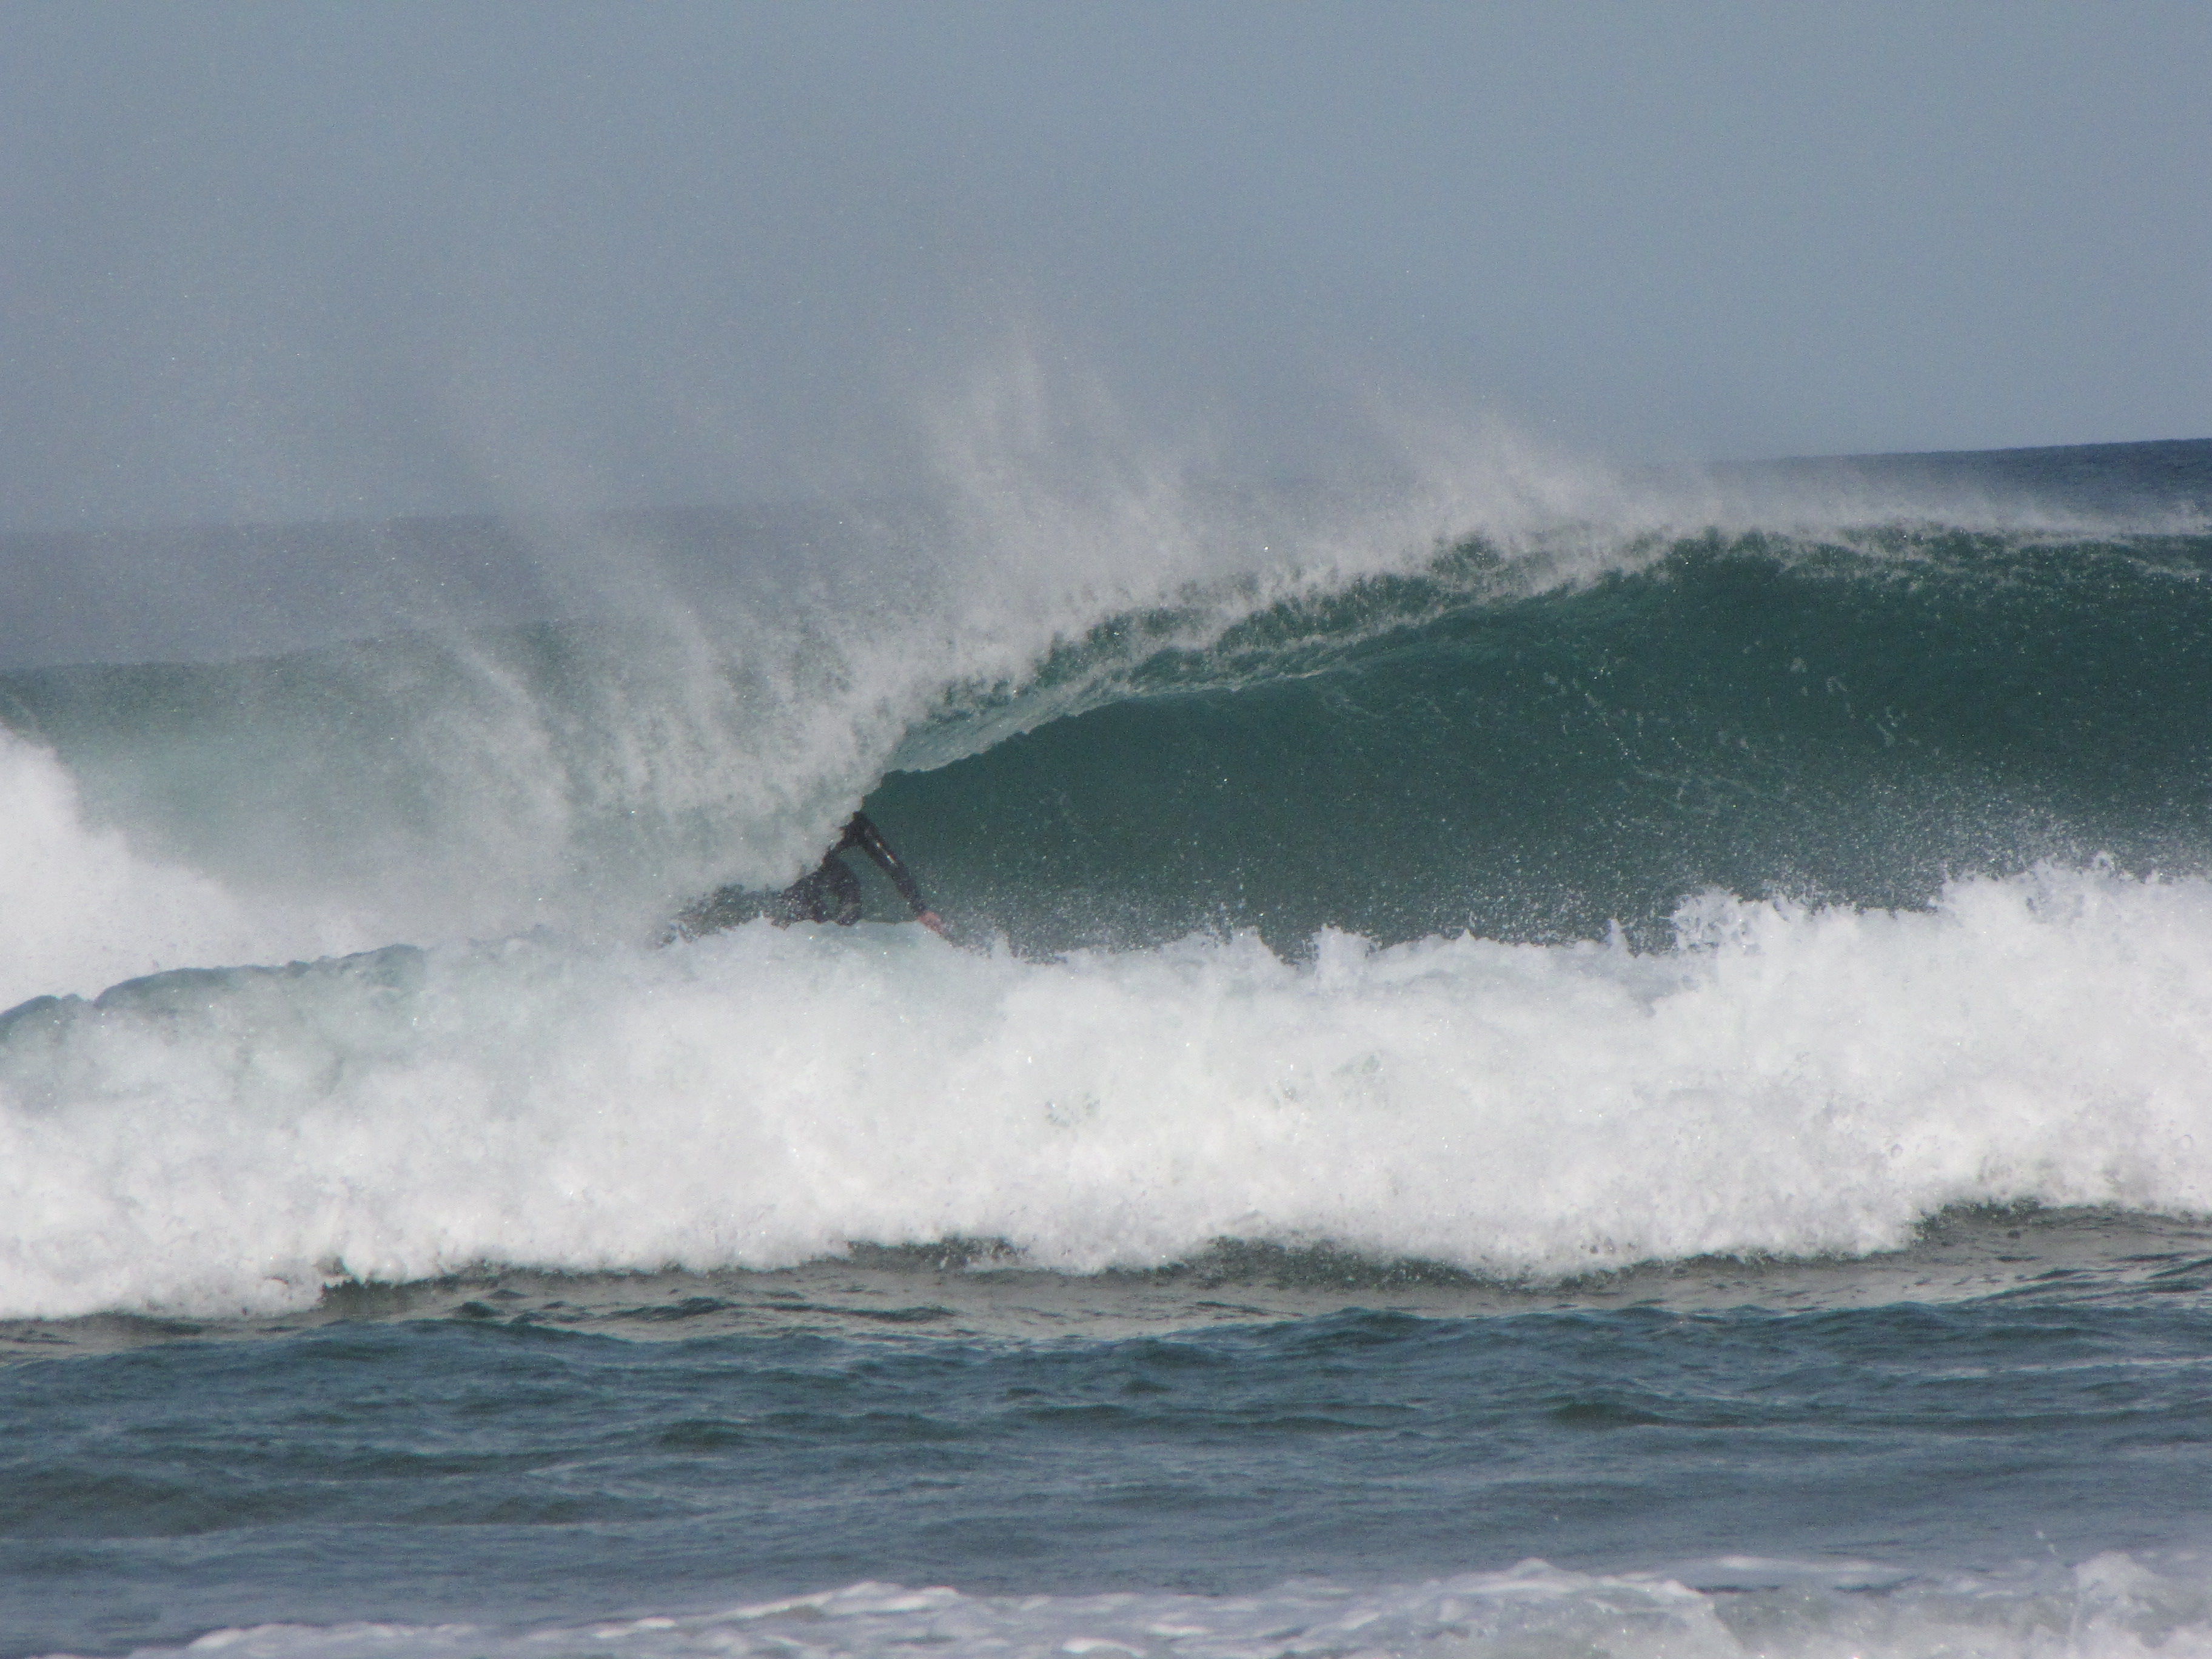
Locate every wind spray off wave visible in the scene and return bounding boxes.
[0,430,1647,963]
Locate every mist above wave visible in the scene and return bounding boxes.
[0,421,1670,958]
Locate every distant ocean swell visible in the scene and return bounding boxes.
[2,514,2212,1318]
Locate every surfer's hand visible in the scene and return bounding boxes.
[917,910,951,939]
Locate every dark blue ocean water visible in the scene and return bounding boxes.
[7,1255,2212,1658]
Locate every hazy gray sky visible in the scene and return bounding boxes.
[4,1,2207,531]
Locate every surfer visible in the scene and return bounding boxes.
[669,812,950,940]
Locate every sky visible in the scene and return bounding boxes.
[2,0,2207,532]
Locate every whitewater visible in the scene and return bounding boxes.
[4,863,2212,1320]
[3,435,2211,1658]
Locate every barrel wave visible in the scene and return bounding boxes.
[880,526,2212,951]
[2,444,2211,1319]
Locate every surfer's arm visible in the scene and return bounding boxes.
[843,813,951,936]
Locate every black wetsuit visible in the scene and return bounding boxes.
[669,813,936,939]
[774,813,933,926]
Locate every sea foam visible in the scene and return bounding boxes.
[2,861,2209,1321]
[35,1553,2212,1659]
[0,729,358,1009]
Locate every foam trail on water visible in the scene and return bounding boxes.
[2,862,2209,1320]
[35,1553,2212,1659]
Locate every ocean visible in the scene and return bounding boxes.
[2,438,2211,1658]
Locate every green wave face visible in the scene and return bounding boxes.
[869,529,2212,953]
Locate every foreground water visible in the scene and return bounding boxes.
[7,1215,2212,1657]
[2,439,2210,1655]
